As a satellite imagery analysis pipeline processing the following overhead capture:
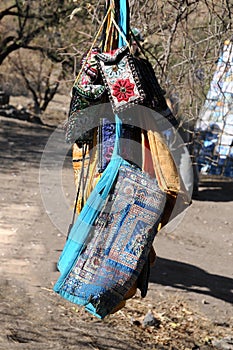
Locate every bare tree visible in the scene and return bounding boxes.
[0,1,74,65]
[1,0,232,123]
[129,0,232,124]
[0,0,103,115]
[10,50,62,116]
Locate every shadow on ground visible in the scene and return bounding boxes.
[195,176,233,202]
[0,117,72,171]
[150,257,233,304]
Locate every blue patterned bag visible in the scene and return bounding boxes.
[54,160,166,318]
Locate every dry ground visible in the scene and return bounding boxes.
[0,97,232,349]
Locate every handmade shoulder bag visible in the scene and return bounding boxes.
[54,116,166,319]
[132,57,178,129]
[95,46,146,113]
[95,46,178,129]
[65,48,106,144]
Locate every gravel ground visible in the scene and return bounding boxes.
[0,112,232,350]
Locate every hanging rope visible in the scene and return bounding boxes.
[73,0,131,87]
[73,5,113,84]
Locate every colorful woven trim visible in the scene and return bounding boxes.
[97,118,142,172]
[96,46,146,113]
[98,118,116,172]
[74,83,105,101]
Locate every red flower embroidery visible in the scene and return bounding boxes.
[112,78,135,102]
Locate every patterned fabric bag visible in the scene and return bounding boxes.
[97,118,141,172]
[132,57,178,128]
[54,161,166,319]
[65,48,106,144]
[96,46,146,113]
[54,115,166,319]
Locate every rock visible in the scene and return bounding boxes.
[142,311,161,327]
[130,317,141,326]
[212,337,233,350]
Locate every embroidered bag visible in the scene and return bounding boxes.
[97,118,141,172]
[65,48,106,144]
[95,46,146,113]
[55,162,166,319]
[54,116,166,319]
[132,57,178,128]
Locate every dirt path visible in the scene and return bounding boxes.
[0,115,232,350]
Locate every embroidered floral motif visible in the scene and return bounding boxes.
[96,47,146,112]
[105,61,126,79]
[112,78,135,102]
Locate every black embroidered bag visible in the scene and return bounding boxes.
[95,46,146,113]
